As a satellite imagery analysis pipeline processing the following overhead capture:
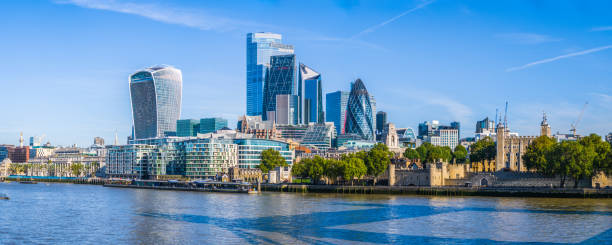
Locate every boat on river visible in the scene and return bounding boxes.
[19,181,38,184]
[104,180,254,193]
[0,193,9,200]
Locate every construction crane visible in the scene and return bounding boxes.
[570,102,588,136]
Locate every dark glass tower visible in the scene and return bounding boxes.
[344,79,375,141]
[130,65,182,139]
[326,91,349,135]
[262,54,296,121]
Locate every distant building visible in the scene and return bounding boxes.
[606,133,612,144]
[246,32,294,116]
[301,123,337,150]
[268,166,292,184]
[344,79,375,141]
[181,138,237,179]
[236,115,275,139]
[275,124,309,141]
[300,64,323,124]
[234,139,294,169]
[476,117,495,134]
[106,144,157,179]
[418,120,460,148]
[94,137,105,146]
[177,119,200,137]
[396,128,416,148]
[199,118,228,134]
[381,123,399,149]
[376,111,387,141]
[262,54,297,122]
[274,94,299,125]
[130,65,182,139]
[325,91,349,135]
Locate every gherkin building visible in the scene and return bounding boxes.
[344,79,375,141]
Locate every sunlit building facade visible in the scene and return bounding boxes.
[234,139,293,169]
[300,63,323,124]
[326,91,349,135]
[262,54,297,122]
[344,79,375,141]
[130,65,182,139]
[246,32,294,116]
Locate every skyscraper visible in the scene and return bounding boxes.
[262,54,296,121]
[246,33,294,116]
[299,63,323,124]
[130,65,182,139]
[344,79,375,141]
[376,111,387,141]
[199,118,229,134]
[275,94,299,125]
[177,119,200,137]
[326,91,349,135]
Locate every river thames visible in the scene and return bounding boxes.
[0,182,610,244]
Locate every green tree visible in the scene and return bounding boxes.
[470,137,496,169]
[453,145,468,163]
[308,156,326,184]
[403,148,420,162]
[324,159,343,184]
[523,135,556,174]
[341,157,367,186]
[70,162,84,177]
[291,158,310,183]
[549,141,593,188]
[365,143,393,185]
[579,134,611,176]
[258,149,287,173]
[416,142,432,162]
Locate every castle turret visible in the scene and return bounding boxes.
[540,112,552,137]
[495,122,505,171]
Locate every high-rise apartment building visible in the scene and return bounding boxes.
[262,54,296,121]
[376,111,387,141]
[130,65,182,139]
[326,91,349,135]
[299,64,323,124]
[345,79,375,141]
[246,33,294,116]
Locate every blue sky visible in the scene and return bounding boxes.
[0,0,611,146]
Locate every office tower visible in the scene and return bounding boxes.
[130,65,182,139]
[326,91,349,135]
[262,54,296,121]
[301,122,337,150]
[199,118,228,134]
[344,79,375,141]
[275,94,299,125]
[299,63,323,124]
[246,32,294,116]
[476,117,495,134]
[450,121,461,138]
[376,111,387,141]
[177,119,200,137]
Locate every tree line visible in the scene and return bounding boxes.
[403,142,468,164]
[523,134,612,187]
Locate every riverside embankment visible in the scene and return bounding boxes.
[261,184,612,198]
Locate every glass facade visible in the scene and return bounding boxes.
[176,119,199,137]
[345,79,375,141]
[325,91,349,135]
[246,33,294,116]
[262,54,296,121]
[234,139,293,169]
[299,63,323,124]
[199,118,228,134]
[301,123,336,150]
[130,65,182,139]
[180,138,237,179]
[275,94,299,125]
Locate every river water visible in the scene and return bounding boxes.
[0,182,610,244]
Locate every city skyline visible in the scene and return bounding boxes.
[1,0,611,146]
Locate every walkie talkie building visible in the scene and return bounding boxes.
[129,65,182,139]
[344,79,375,141]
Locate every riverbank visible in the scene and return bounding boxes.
[1,176,105,185]
[103,184,250,193]
[261,184,612,198]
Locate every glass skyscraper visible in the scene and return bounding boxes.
[300,64,323,124]
[246,33,294,116]
[177,119,199,137]
[345,79,375,141]
[130,65,182,139]
[325,91,349,135]
[262,54,297,121]
[199,118,229,134]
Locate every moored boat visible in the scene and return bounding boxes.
[0,193,9,200]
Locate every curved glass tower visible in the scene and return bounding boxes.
[130,65,182,139]
[344,79,375,141]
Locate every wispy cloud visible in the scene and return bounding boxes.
[506,45,612,72]
[350,0,435,39]
[55,0,269,32]
[495,32,561,45]
[590,26,612,32]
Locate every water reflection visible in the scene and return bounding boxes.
[0,182,610,244]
